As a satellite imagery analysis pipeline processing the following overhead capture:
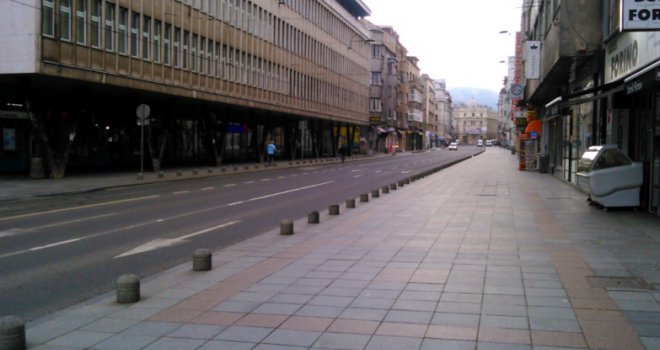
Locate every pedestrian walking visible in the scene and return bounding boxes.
[266,141,276,165]
[339,144,347,163]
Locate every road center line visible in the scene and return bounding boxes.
[247,181,334,202]
[0,195,160,222]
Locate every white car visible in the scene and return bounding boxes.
[448,142,458,151]
[485,140,493,147]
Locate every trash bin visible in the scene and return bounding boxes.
[576,145,643,209]
[539,155,549,173]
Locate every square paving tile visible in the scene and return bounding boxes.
[295,305,344,318]
[142,337,206,350]
[80,318,139,333]
[376,322,428,337]
[213,300,261,313]
[47,330,112,348]
[167,324,225,339]
[214,326,273,343]
[384,310,433,324]
[234,314,288,328]
[327,319,380,334]
[431,312,480,327]
[339,307,388,321]
[480,315,529,330]
[421,338,476,350]
[478,328,530,344]
[262,329,321,347]
[251,303,301,315]
[365,335,423,350]
[91,334,158,350]
[309,295,355,308]
[436,301,482,314]
[426,325,477,341]
[312,332,371,349]
[197,340,255,350]
[122,321,181,337]
[531,330,587,348]
[279,316,333,332]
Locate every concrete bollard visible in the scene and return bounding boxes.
[280,219,294,235]
[382,186,390,194]
[371,189,380,198]
[397,180,404,187]
[360,193,369,203]
[0,316,25,350]
[329,204,340,215]
[390,183,397,190]
[207,168,213,174]
[308,210,320,224]
[193,169,198,175]
[116,274,140,304]
[346,198,356,208]
[177,170,182,176]
[404,178,410,184]
[158,171,164,178]
[137,173,144,180]
[193,249,212,271]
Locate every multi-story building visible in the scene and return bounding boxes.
[517,0,660,216]
[453,100,498,145]
[362,21,401,153]
[421,74,437,148]
[432,79,453,145]
[402,56,424,151]
[0,0,372,177]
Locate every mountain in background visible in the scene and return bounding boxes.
[449,87,500,110]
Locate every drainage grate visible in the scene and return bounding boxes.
[587,276,654,290]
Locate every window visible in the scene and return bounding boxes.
[199,36,205,73]
[192,34,198,71]
[370,98,382,112]
[371,45,381,58]
[90,0,101,47]
[75,0,87,44]
[104,2,115,51]
[163,24,171,64]
[42,0,55,37]
[142,16,151,59]
[59,0,72,41]
[153,20,161,62]
[118,7,128,54]
[130,12,139,57]
[370,72,382,86]
[182,30,189,68]
[173,27,180,67]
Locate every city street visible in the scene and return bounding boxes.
[0,149,477,321]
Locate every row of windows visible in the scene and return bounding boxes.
[41,0,369,111]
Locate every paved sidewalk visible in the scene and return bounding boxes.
[19,148,660,349]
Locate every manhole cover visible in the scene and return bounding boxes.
[587,276,654,290]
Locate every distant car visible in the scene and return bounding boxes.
[448,142,458,151]
[485,140,493,147]
[477,140,484,147]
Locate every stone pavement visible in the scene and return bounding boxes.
[13,148,660,349]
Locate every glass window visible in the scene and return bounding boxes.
[142,16,151,59]
[104,2,115,51]
[90,0,101,47]
[118,7,128,54]
[59,0,72,41]
[75,0,86,44]
[153,20,161,62]
[42,0,55,37]
[164,24,171,64]
[130,12,139,57]
[191,33,197,71]
[174,27,181,67]
[593,148,632,170]
[183,30,189,69]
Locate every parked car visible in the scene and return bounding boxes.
[485,140,493,147]
[448,142,458,151]
[477,140,484,147]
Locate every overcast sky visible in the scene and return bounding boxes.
[364,0,523,92]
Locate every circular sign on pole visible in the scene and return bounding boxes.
[136,104,151,120]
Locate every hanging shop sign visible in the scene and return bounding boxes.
[621,0,660,31]
[525,41,541,79]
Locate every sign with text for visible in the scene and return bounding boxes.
[621,0,660,31]
[605,31,660,83]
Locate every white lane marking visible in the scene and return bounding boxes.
[260,178,272,182]
[244,181,255,184]
[29,238,81,252]
[227,201,244,206]
[200,187,215,191]
[28,213,118,231]
[114,221,240,258]
[0,195,160,222]
[277,176,286,179]
[173,191,190,195]
[375,170,382,173]
[246,181,334,202]
[401,170,411,174]
[354,175,363,178]
[224,184,237,187]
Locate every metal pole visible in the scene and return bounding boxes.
[140,119,144,175]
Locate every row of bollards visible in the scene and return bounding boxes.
[1,248,216,350]
[278,173,432,237]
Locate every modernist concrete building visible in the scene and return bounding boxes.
[421,74,437,148]
[0,0,373,177]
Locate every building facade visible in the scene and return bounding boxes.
[453,100,498,145]
[0,0,373,177]
[432,79,453,145]
[517,0,660,216]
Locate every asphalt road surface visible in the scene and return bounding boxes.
[0,148,480,321]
